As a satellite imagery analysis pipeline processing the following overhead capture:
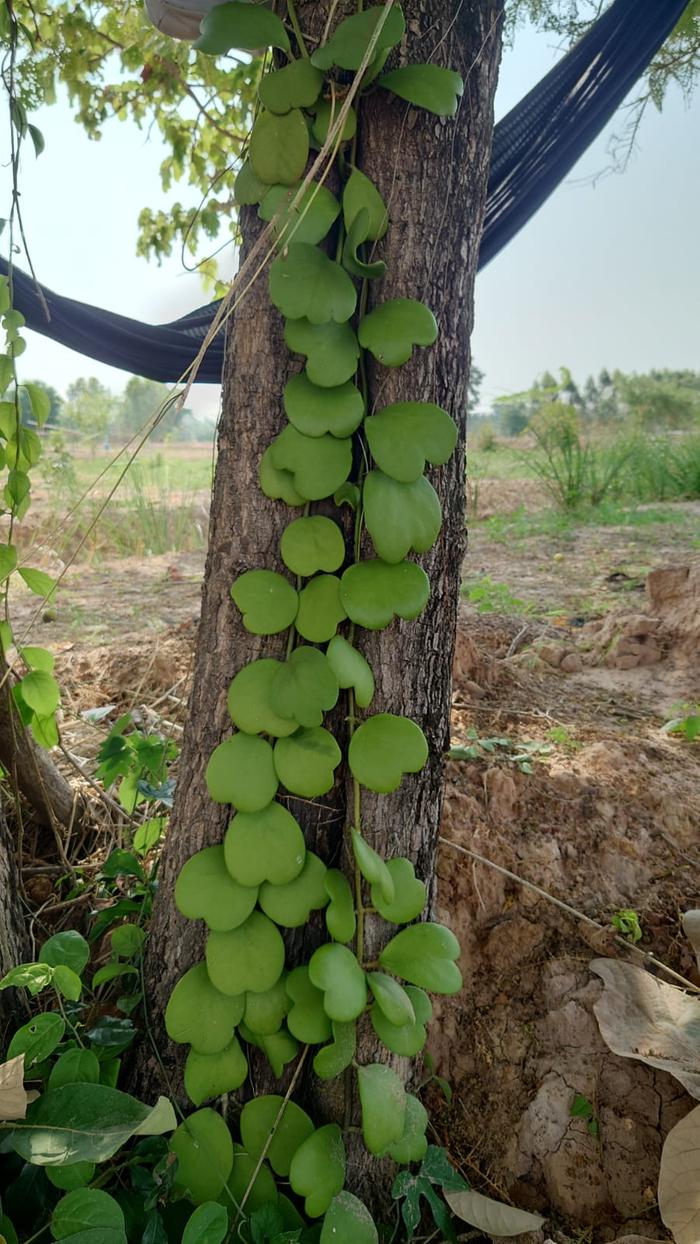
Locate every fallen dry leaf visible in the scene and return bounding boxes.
[591,958,700,1099]
[444,1188,545,1237]
[682,911,700,974]
[659,1103,700,1244]
[0,1054,29,1120]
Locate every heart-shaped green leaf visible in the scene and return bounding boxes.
[379,923,462,994]
[370,985,432,1056]
[321,1192,378,1244]
[205,733,278,811]
[367,972,415,1027]
[252,1027,299,1079]
[357,1063,406,1155]
[171,1109,234,1206]
[270,426,352,501]
[312,1019,356,1079]
[290,1124,346,1217]
[234,160,266,206]
[382,1093,428,1163]
[230,569,298,635]
[227,659,297,738]
[324,868,356,943]
[350,827,394,903]
[308,944,367,1021]
[243,976,290,1036]
[340,559,429,629]
[312,5,405,70]
[349,713,428,793]
[206,912,285,997]
[371,858,426,923]
[364,471,442,563]
[284,372,364,439]
[175,845,258,932]
[359,298,437,366]
[184,1038,248,1107]
[342,209,386,281]
[269,646,339,728]
[285,319,359,388]
[343,167,388,240]
[259,851,329,927]
[326,636,375,708]
[274,727,341,798]
[270,244,357,324]
[165,963,245,1055]
[365,401,457,482]
[281,516,346,577]
[249,108,308,187]
[380,63,464,115]
[194,1,290,53]
[224,1143,277,1213]
[295,574,347,643]
[259,181,340,246]
[311,100,357,145]
[225,802,305,887]
[259,60,324,114]
[286,965,332,1044]
[240,1095,314,1177]
[259,446,305,506]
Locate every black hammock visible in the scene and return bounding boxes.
[1,0,689,384]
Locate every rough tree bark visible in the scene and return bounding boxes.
[0,791,29,1035]
[138,0,503,1209]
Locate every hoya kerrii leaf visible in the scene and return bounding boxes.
[367,972,416,1028]
[205,733,278,811]
[269,646,339,728]
[259,180,340,247]
[182,1202,228,1244]
[184,1038,248,1107]
[259,446,305,507]
[343,209,386,281]
[40,930,89,975]
[349,714,428,794]
[224,802,306,887]
[350,827,395,903]
[320,1192,378,1244]
[269,244,357,324]
[359,298,438,367]
[340,559,430,630]
[240,1094,314,1177]
[175,845,258,932]
[311,100,357,145]
[312,4,405,70]
[285,319,360,388]
[259,851,329,928]
[226,659,297,738]
[51,1188,125,1242]
[286,965,332,1045]
[313,1019,356,1080]
[206,909,285,998]
[258,59,324,115]
[281,516,346,578]
[243,1026,299,1079]
[380,923,462,995]
[357,1063,406,1155]
[308,944,367,1022]
[224,1143,277,1214]
[326,636,375,709]
[365,401,458,482]
[195,3,290,56]
[171,1108,234,1205]
[290,1123,346,1217]
[324,868,356,944]
[383,1093,428,1164]
[380,64,464,116]
[283,373,364,439]
[295,575,347,643]
[274,727,342,798]
[165,963,245,1055]
[364,471,442,563]
[269,426,352,501]
[233,159,266,206]
[249,108,309,187]
[444,1188,545,1237]
[243,976,290,1037]
[230,569,298,635]
[371,857,426,923]
[343,168,388,240]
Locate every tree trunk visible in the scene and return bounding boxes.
[138,0,503,1210]
[0,791,30,1036]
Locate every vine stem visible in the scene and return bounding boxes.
[286,0,309,58]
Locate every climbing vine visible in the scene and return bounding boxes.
[165,3,467,1239]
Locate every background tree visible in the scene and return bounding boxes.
[63,376,116,445]
[14,378,62,426]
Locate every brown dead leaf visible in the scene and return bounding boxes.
[659,1104,700,1244]
[682,911,700,974]
[0,1054,29,1120]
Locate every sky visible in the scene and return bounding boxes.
[1,14,698,418]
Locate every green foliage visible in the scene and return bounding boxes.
[611,909,643,944]
[570,1092,600,1138]
[462,575,530,615]
[662,703,700,742]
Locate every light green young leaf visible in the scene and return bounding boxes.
[269,426,352,501]
[308,944,367,1022]
[205,733,278,811]
[280,516,346,578]
[285,319,360,388]
[286,964,332,1045]
[225,801,306,887]
[350,827,395,903]
[349,714,428,794]
[289,1123,346,1217]
[274,727,342,798]
[175,845,258,932]
[269,244,357,324]
[357,1063,406,1155]
[365,400,457,482]
[295,575,347,644]
[227,659,297,738]
[340,559,430,630]
[165,962,245,1055]
[230,569,298,635]
[359,298,438,367]
[380,64,464,115]
[259,180,340,247]
[206,911,285,998]
[342,168,388,240]
[379,923,462,994]
[364,471,442,563]
[240,1094,314,1176]
[284,372,364,439]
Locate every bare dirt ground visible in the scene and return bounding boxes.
[11,483,700,1240]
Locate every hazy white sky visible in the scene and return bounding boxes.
[2,16,698,416]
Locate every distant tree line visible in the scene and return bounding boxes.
[13,375,214,443]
